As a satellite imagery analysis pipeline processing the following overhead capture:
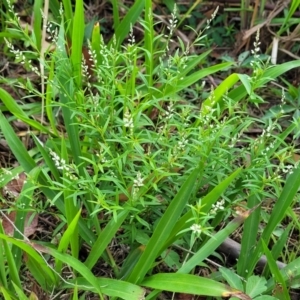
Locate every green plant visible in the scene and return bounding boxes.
[0,1,300,299]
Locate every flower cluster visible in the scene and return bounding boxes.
[5,39,41,76]
[128,24,135,45]
[123,109,134,130]
[190,223,202,234]
[211,199,225,214]
[132,171,144,199]
[166,5,178,37]
[49,149,78,180]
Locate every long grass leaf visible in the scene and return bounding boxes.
[127,160,205,283]
[71,0,84,86]
[85,209,129,269]
[0,88,53,135]
[32,0,43,51]
[228,61,300,104]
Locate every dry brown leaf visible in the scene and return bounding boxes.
[2,211,38,237]
[2,172,27,198]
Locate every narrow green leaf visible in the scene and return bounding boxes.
[237,193,261,277]
[228,61,300,104]
[118,245,145,280]
[47,247,104,296]
[262,223,292,278]
[60,137,79,259]
[32,135,61,181]
[161,62,233,98]
[0,88,53,135]
[266,257,300,293]
[182,49,212,76]
[238,121,297,277]
[111,0,120,28]
[0,235,7,288]
[0,112,96,246]
[63,277,146,300]
[11,282,28,300]
[238,74,252,95]
[110,1,145,49]
[0,110,36,170]
[45,56,59,136]
[62,0,73,37]
[0,286,13,300]
[12,168,39,272]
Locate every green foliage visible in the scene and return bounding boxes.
[0,0,299,299]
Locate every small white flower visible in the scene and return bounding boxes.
[190,224,202,234]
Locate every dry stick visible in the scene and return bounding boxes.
[242,0,289,41]
[235,0,288,54]
[245,0,260,51]
[174,236,286,273]
[218,237,287,271]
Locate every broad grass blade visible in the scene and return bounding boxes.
[141,273,249,298]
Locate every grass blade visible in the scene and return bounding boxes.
[109,1,145,49]
[71,0,84,86]
[84,209,129,270]
[63,277,146,300]
[262,241,289,299]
